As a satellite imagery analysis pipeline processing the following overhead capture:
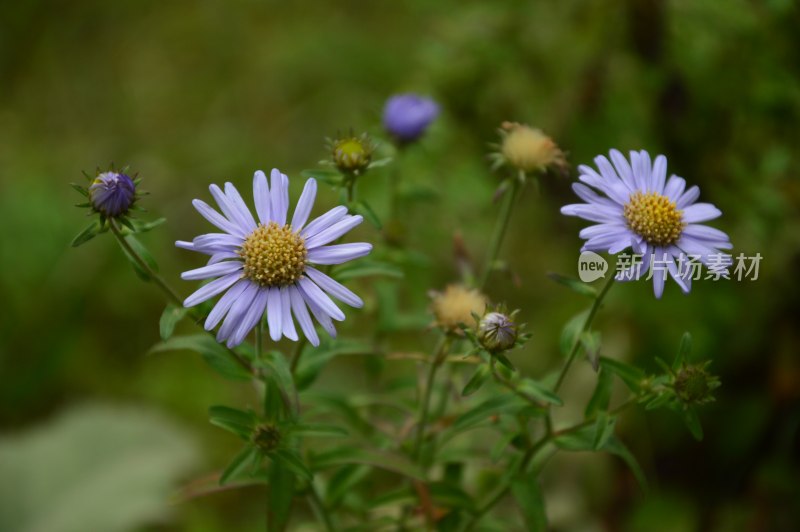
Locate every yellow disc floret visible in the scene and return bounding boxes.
[623,191,685,246]
[240,222,307,287]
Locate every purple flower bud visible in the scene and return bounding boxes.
[89,172,136,217]
[382,93,439,143]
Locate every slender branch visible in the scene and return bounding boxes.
[109,219,183,306]
[490,357,544,409]
[553,274,616,394]
[412,336,452,462]
[290,337,308,375]
[479,172,523,289]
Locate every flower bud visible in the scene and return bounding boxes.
[430,284,487,333]
[382,93,439,143]
[89,171,137,217]
[673,362,719,406]
[477,311,518,353]
[332,135,373,175]
[495,122,566,174]
[252,424,281,452]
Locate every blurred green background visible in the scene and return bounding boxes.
[1,0,799,530]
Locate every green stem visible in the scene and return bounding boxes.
[464,395,641,531]
[553,274,615,394]
[490,357,544,409]
[109,219,253,375]
[478,174,523,289]
[412,336,452,462]
[289,338,307,375]
[109,219,183,306]
[307,483,335,532]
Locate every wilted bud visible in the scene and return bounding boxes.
[430,284,487,333]
[89,171,137,217]
[252,424,282,452]
[383,93,439,143]
[331,134,374,176]
[493,122,566,175]
[673,362,719,406]
[477,311,518,353]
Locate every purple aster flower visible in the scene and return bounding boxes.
[89,171,136,217]
[177,169,372,347]
[561,150,732,298]
[382,93,439,143]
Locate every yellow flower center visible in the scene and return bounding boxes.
[623,191,685,246]
[239,222,307,286]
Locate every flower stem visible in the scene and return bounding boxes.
[289,337,307,375]
[479,173,523,289]
[553,274,615,394]
[307,483,335,532]
[108,219,183,306]
[412,336,452,462]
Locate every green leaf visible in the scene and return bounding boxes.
[300,168,344,185]
[131,217,166,233]
[208,405,257,440]
[604,436,648,491]
[326,464,371,507]
[271,449,312,481]
[580,331,602,371]
[547,272,597,298]
[592,412,617,450]
[451,395,532,432]
[288,424,348,438]
[559,309,590,356]
[599,356,645,392]
[309,448,425,481]
[294,339,374,391]
[675,332,692,370]
[116,234,158,280]
[683,408,704,440]
[494,352,516,371]
[219,445,260,485]
[150,334,252,380]
[510,474,547,531]
[585,367,614,417]
[462,364,491,396]
[429,482,476,513]
[159,304,187,340]
[71,182,89,197]
[366,156,393,169]
[266,460,296,530]
[353,200,382,229]
[554,425,598,451]
[645,393,672,411]
[0,404,199,532]
[517,378,563,406]
[71,220,102,247]
[330,260,403,281]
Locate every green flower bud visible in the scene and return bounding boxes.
[673,362,719,406]
[477,311,518,353]
[331,134,373,175]
[252,424,281,452]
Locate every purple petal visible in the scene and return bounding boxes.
[651,249,668,299]
[253,170,271,224]
[291,178,317,230]
[289,286,319,346]
[307,243,372,265]
[228,288,268,348]
[637,150,653,192]
[571,183,618,208]
[651,155,667,194]
[682,224,731,247]
[217,282,259,342]
[305,267,364,308]
[302,206,348,239]
[280,286,298,341]
[663,175,686,202]
[183,271,241,307]
[209,184,250,233]
[297,277,345,321]
[560,204,623,223]
[609,149,635,191]
[205,280,250,330]
[266,287,283,341]
[305,215,363,249]
[578,223,629,240]
[666,255,691,294]
[181,261,242,281]
[682,203,722,223]
[676,185,700,209]
[224,182,257,232]
[270,169,289,225]
[301,290,337,338]
[192,199,245,237]
[209,251,241,265]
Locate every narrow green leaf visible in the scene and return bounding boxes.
[266,460,296,530]
[326,464,370,507]
[288,424,348,438]
[645,393,672,411]
[366,156,392,169]
[494,352,516,371]
[271,449,312,481]
[260,351,298,421]
[219,446,260,485]
[150,334,252,380]
[554,425,597,451]
[547,272,597,298]
[71,183,89,197]
[559,309,590,356]
[675,332,692,370]
[604,436,648,491]
[585,367,614,417]
[451,395,531,432]
[599,356,645,392]
[71,220,101,247]
[300,168,343,185]
[683,408,704,441]
[462,364,491,396]
[429,482,476,513]
[580,331,602,371]
[510,474,547,531]
[131,217,166,233]
[517,378,563,406]
[159,304,187,340]
[592,412,616,450]
[208,405,257,439]
[309,447,425,481]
